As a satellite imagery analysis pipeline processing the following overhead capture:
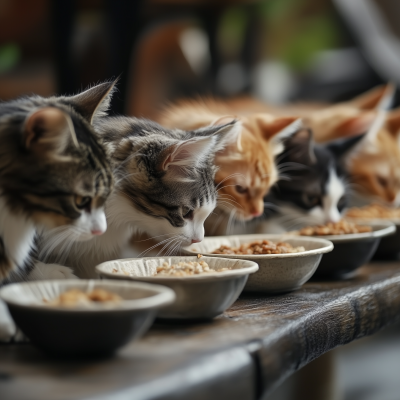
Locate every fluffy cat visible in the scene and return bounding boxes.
[38,117,238,278]
[0,81,115,283]
[226,84,393,142]
[227,84,400,208]
[157,99,302,235]
[260,129,365,232]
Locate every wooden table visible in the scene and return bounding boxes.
[1,262,400,400]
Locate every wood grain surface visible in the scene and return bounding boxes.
[1,262,400,400]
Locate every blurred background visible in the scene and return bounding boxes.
[2,0,400,118]
[1,1,400,399]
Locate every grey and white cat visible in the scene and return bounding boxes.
[260,128,365,232]
[38,117,239,278]
[0,81,115,284]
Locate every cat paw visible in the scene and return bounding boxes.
[29,262,78,281]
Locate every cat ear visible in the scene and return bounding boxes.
[67,79,118,125]
[23,107,78,154]
[210,117,242,152]
[258,116,303,156]
[160,136,216,173]
[281,128,317,164]
[193,117,242,152]
[325,133,365,160]
[350,83,395,110]
[334,111,377,137]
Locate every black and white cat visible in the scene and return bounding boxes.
[260,128,365,232]
[38,117,240,278]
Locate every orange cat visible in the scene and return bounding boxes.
[226,84,393,142]
[157,99,301,235]
[227,84,400,206]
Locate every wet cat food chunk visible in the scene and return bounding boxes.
[45,288,122,306]
[346,204,400,219]
[299,220,371,236]
[155,261,231,276]
[212,240,305,255]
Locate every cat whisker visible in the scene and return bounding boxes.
[215,173,245,190]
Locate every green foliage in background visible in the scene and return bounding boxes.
[0,44,20,74]
[219,0,343,71]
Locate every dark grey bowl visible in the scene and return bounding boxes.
[0,280,175,357]
[312,222,395,279]
[374,224,400,259]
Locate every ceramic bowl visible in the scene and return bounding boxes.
[311,222,395,279]
[181,235,333,293]
[96,256,258,319]
[0,280,175,357]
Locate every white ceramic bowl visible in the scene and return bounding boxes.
[181,234,333,293]
[0,280,175,357]
[96,256,259,319]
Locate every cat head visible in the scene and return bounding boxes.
[347,107,400,206]
[268,129,365,226]
[213,114,302,221]
[0,81,115,240]
[305,83,394,142]
[97,117,238,246]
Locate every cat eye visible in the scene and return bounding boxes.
[235,185,248,194]
[182,207,194,220]
[306,195,320,207]
[75,195,92,210]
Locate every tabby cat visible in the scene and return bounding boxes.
[157,99,302,235]
[38,117,238,277]
[0,81,114,283]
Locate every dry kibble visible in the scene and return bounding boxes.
[212,240,305,255]
[45,288,122,307]
[298,220,372,236]
[346,204,400,219]
[154,261,230,276]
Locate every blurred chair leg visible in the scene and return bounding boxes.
[105,0,144,114]
[292,350,341,400]
[51,0,77,95]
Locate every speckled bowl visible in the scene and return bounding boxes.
[311,222,395,278]
[181,235,333,293]
[0,280,175,357]
[96,256,258,319]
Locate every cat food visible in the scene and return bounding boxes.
[154,261,231,276]
[45,288,122,307]
[346,204,400,219]
[212,240,305,255]
[299,220,372,236]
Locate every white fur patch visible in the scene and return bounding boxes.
[0,197,35,272]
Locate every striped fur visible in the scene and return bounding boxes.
[38,117,238,278]
[0,82,115,283]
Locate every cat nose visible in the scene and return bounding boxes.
[251,211,263,217]
[91,229,104,236]
[191,238,201,243]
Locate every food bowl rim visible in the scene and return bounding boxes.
[0,279,176,313]
[181,234,334,259]
[96,255,259,282]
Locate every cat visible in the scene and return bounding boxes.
[157,99,302,235]
[37,117,239,278]
[226,83,394,142]
[0,81,115,284]
[227,84,400,209]
[259,128,366,232]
